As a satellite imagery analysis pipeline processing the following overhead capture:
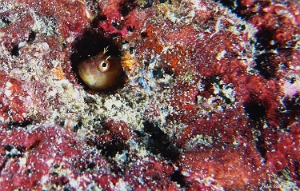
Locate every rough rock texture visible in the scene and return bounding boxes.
[0,0,299,190]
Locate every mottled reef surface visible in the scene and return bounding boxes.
[0,0,299,190]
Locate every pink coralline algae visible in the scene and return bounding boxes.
[0,0,299,190]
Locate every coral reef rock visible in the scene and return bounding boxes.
[0,0,299,190]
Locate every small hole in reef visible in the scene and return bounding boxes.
[119,0,137,17]
[170,170,188,188]
[27,31,36,43]
[91,14,107,28]
[11,45,19,57]
[143,121,180,161]
[129,47,135,54]
[141,32,148,38]
[112,21,124,30]
[8,120,33,128]
[127,26,134,32]
[1,16,11,26]
[71,29,125,92]
[244,101,266,121]
[71,29,121,62]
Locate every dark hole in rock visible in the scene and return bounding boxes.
[170,170,188,188]
[214,0,237,10]
[71,29,126,92]
[279,95,300,131]
[4,144,14,151]
[112,21,124,30]
[11,45,19,57]
[129,46,135,53]
[239,24,246,31]
[16,146,26,153]
[254,53,277,80]
[244,100,268,159]
[244,101,266,121]
[1,16,11,25]
[152,68,163,78]
[73,120,82,132]
[219,91,232,104]
[119,0,137,17]
[159,0,171,3]
[213,0,257,19]
[27,31,36,43]
[0,157,8,173]
[6,146,23,158]
[87,162,96,169]
[8,120,33,128]
[141,31,148,38]
[71,29,121,67]
[255,28,278,51]
[133,130,145,137]
[91,14,107,28]
[290,77,296,84]
[127,26,134,32]
[143,121,180,161]
[100,139,129,159]
[26,169,33,175]
[59,121,65,127]
[255,133,267,160]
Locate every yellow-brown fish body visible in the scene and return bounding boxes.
[78,51,124,91]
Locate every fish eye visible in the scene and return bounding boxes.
[98,60,110,72]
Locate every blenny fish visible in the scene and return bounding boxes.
[78,48,124,91]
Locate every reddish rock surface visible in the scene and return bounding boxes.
[0,0,299,190]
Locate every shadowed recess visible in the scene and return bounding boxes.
[254,53,277,80]
[98,139,129,159]
[143,121,180,161]
[170,170,188,188]
[71,29,125,92]
[71,29,121,66]
[244,101,266,121]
